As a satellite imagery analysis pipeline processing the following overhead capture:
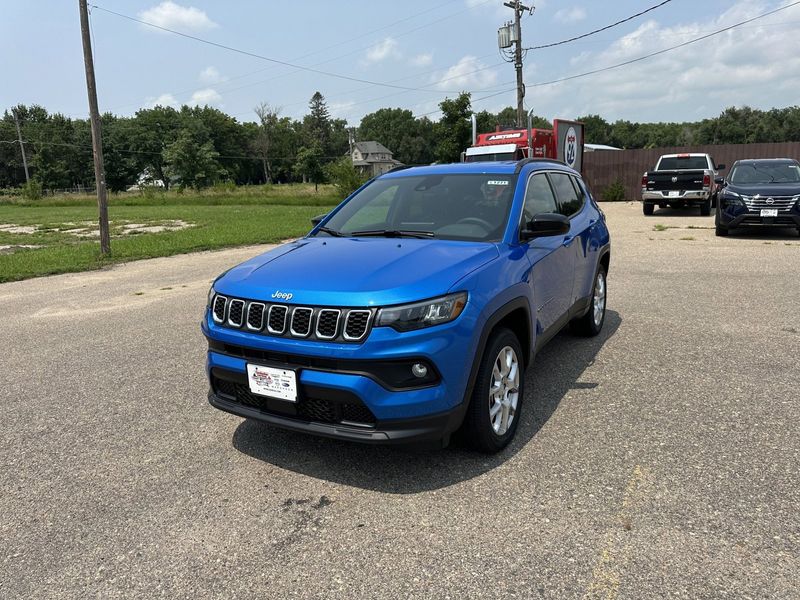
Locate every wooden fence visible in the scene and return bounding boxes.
[582,142,800,201]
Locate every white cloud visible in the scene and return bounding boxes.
[526,0,800,122]
[364,37,401,65]
[199,66,223,84]
[329,101,356,119]
[411,53,434,67]
[434,55,498,91]
[146,93,179,108]
[554,7,587,23]
[190,88,222,106]
[138,1,217,32]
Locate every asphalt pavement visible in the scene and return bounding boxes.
[1,203,798,599]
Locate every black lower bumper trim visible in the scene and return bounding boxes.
[721,213,800,228]
[209,390,465,444]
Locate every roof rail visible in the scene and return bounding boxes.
[385,164,414,174]
[514,157,568,174]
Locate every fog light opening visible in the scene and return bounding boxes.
[411,363,428,378]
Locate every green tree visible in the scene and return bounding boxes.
[129,106,181,189]
[294,144,324,190]
[303,92,332,156]
[434,92,472,163]
[163,129,225,188]
[325,156,367,197]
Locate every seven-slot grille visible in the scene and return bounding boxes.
[210,295,373,343]
[742,195,798,213]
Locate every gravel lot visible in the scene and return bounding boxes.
[1,202,798,599]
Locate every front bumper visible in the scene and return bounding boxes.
[642,190,709,203]
[208,378,464,444]
[718,205,800,229]
[202,303,481,443]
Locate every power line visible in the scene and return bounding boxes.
[87,3,492,96]
[524,0,800,89]
[90,0,492,116]
[524,0,674,51]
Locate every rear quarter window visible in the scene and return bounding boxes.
[549,172,584,217]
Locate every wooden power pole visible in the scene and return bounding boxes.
[12,108,30,184]
[78,0,111,255]
[502,1,533,128]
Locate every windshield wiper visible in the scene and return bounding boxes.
[316,226,344,237]
[350,229,436,239]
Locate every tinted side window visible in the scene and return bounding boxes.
[522,174,559,223]
[549,172,583,217]
[571,175,588,206]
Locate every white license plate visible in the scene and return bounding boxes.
[668,191,680,198]
[760,209,778,217]
[246,364,298,402]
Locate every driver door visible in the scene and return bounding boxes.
[521,173,575,334]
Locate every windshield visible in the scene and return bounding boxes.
[729,162,800,184]
[319,173,517,242]
[657,156,710,170]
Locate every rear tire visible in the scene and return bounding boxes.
[571,265,607,337]
[462,328,524,454]
[643,203,654,216]
[700,197,711,216]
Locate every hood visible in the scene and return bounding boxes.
[215,237,499,307]
[726,183,800,197]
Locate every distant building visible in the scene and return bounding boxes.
[351,141,402,177]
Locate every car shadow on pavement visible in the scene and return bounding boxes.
[723,227,800,241]
[232,310,622,494]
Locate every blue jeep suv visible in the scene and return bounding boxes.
[203,159,611,452]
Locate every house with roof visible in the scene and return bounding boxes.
[350,141,403,177]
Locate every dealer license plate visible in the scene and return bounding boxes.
[760,209,778,217]
[668,191,680,198]
[246,364,298,402]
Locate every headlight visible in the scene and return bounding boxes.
[375,292,468,332]
[207,285,215,308]
[721,190,744,206]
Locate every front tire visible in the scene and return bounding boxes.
[643,203,654,216]
[462,328,524,453]
[571,265,607,337]
[715,225,729,237]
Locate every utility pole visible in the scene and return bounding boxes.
[78,0,111,255]
[500,1,533,128]
[11,108,30,184]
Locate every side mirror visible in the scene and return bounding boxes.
[716,163,726,171]
[311,213,328,227]
[520,213,570,241]
[714,177,725,186]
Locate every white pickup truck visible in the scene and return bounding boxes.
[641,153,725,216]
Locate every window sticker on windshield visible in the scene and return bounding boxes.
[487,180,509,186]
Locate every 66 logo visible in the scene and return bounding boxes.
[564,126,578,168]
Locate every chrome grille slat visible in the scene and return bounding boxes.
[315,309,341,339]
[267,305,288,334]
[212,295,227,323]
[344,310,371,341]
[246,302,265,330]
[227,299,245,327]
[290,307,314,337]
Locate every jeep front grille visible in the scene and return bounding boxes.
[210,295,375,343]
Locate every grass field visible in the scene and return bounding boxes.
[0,184,341,282]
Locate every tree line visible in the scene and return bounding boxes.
[2,90,799,192]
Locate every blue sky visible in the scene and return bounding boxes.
[3,0,799,125]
